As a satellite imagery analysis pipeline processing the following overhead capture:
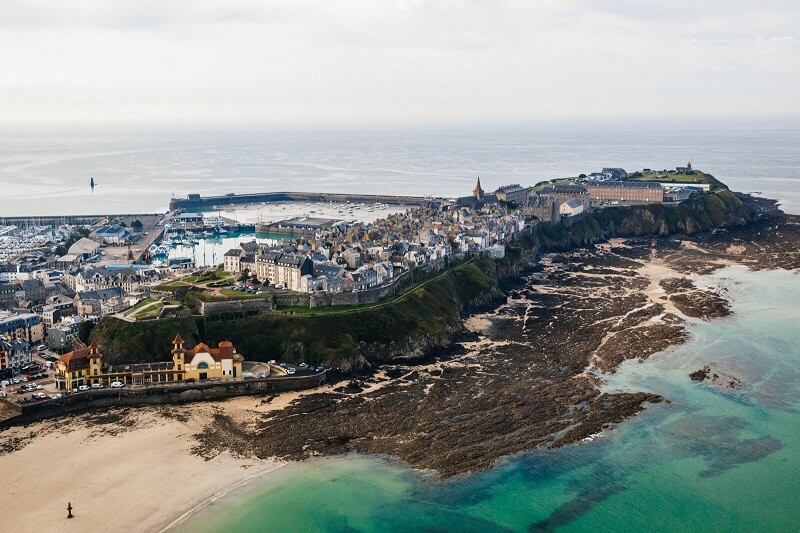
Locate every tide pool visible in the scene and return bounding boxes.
[176,266,800,532]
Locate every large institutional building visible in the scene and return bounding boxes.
[54,335,244,391]
[585,181,664,205]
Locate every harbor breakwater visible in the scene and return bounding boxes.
[169,191,432,210]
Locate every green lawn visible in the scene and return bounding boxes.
[133,301,164,319]
[625,170,728,190]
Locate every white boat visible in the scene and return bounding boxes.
[215,226,227,234]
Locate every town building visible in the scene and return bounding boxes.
[67,238,101,262]
[54,336,244,390]
[89,225,130,245]
[602,167,628,180]
[255,252,312,291]
[223,248,247,274]
[586,181,664,205]
[523,196,560,224]
[495,184,527,204]
[0,313,44,344]
[0,337,32,374]
[539,184,590,209]
[676,161,694,174]
[664,187,695,203]
[0,263,17,282]
[560,199,585,217]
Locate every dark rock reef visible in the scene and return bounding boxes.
[88,192,800,477]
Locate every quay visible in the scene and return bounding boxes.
[169,191,434,210]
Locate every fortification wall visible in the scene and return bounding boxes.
[199,297,274,317]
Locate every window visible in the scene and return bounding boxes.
[197,362,209,369]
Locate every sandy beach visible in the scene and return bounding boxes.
[0,400,287,533]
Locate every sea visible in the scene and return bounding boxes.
[175,266,800,532]
[0,128,799,217]
[2,128,799,531]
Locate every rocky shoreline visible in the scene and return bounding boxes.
[6,208,799,482]
[179,213,800,477]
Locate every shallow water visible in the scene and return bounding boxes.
[176,266,800,532]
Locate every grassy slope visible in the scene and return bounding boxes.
[203,258,498,367]
[93,258,500,367]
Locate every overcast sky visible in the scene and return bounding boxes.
[1,0,798,128]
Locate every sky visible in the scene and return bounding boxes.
[1,0,798,129]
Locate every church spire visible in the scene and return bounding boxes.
[473,175,484,201]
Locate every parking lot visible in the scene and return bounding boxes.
[0,349,62,404]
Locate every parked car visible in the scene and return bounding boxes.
[78,385,90,391]
[111,381,124,388]
[16,397,30,403]
[49,394,63,399]
[90,383,104,389]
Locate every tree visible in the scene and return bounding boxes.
[75,226,90,238]
[238,268,250,282]
[578,173,587,179]
[78,321,96,345]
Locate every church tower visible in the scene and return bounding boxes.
[473,175,484,201]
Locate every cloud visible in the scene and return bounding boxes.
[0,0,797,127]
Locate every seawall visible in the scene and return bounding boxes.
[1,372,327,427]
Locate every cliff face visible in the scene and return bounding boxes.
[93,191,762,370]
[536,190,756,251]
[92,315,204,364]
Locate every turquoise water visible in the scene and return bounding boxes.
[177,266,800,532]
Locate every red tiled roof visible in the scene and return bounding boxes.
[59,348,91,371]
[188,341,238,362]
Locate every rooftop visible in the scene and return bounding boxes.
[586,181,663,189]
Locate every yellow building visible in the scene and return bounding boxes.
[54,340,103,390]
[54,336,244,390]
[171,335,244,381]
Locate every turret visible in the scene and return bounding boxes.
[88,340,103,379]
[172,334,185,371]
